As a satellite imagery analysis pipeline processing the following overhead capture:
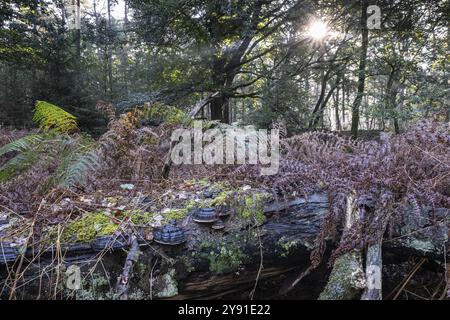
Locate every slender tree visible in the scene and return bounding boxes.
[350,0,369,138]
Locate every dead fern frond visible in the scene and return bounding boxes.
[235,120,450,268]
[96,100,117,126]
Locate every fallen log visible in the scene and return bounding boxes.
[1,194,447,300]
[162,194,330,299]
[128,195,447,300]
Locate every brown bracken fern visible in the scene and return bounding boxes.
[234,120,450,267]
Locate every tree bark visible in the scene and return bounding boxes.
[309,72,329,129]
[74,0,82,106]
[386,66,400,134]
[351,0,369,139]
[120,0,129,96]
[334,87,341,131]
[106,0,114,99]
[310,75,341,129]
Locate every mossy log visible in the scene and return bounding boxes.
[162,194,330,299]
[1,194,447,300]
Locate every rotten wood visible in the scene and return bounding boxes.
[361,241,382,300]
[153,194,330,299]
[319,193,366,300]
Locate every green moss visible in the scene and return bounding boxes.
[188,188,270,226]
[128,289,146,300]
[204,244,248,274]
[105,196,118,206]
[61,212,118,243]
[210,190,233,207]
[72,271,147,300]
[130,211,155,225]
[188,189,234,211]
[74,273,115,300]
[208,181,228,192]
[185,199,199,210]
[278,237,299,257]
[236,193,269,225]
[179,256,196,273]
[162,208,188,222]
[129,208,188,226]
[196,178,210,186]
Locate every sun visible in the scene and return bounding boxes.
[306,19,328,41]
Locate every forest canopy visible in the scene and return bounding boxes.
[0,0,447,135]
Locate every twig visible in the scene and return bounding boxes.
[249,195,264,300]
[8,199,45,300]
[149,257,158,300]
[391,258,426,300]
[279,266,313,295]
[115,236,140,300]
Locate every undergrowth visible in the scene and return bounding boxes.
[0,100,448,299]
[233,120,450,267]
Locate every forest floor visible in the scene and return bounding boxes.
[0,114,449,300]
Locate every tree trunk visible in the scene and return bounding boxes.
[107,0,114,99]
[210,95,228,123]
[210,62,235,124]
[386,66,400,134]
[120,1,129,96]
[351,0,369,139]
[311,76,341,129]
[74,0,82,106]
[334,87,341,131]
[309,71,330,129]
[342,80,346,127]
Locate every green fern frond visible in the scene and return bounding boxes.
[0,131,100,189]
[0,134,44,157]
[0,150,46,181]
[0,108,99,188]
[57,148,100,188]
[47,135,100,188]
[33,101,78,133]
[0,134,46,181]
